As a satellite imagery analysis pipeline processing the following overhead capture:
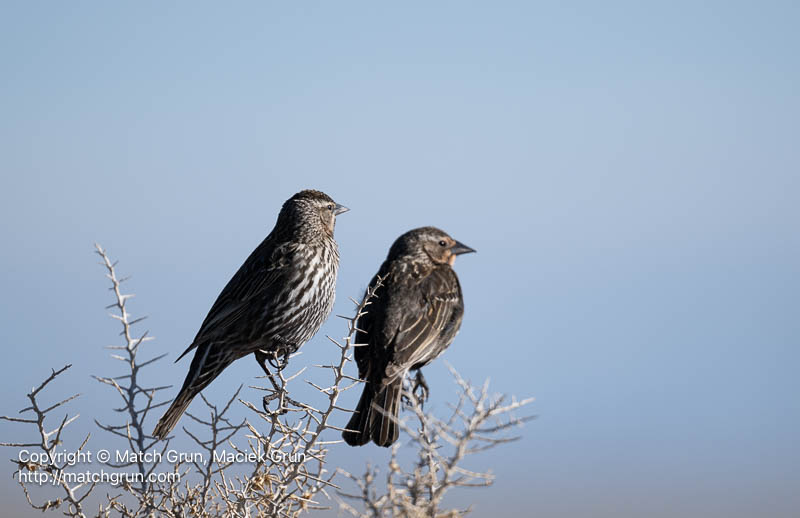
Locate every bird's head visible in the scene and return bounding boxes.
[388,227,475,266]
[280,189,349,238]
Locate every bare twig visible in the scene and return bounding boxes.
[1,364,94,518]
[93,244,171,499]
[5,248,533,518]
[337,365,534,518]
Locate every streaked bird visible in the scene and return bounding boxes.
[153,189,348,440]
[343,227,475,447]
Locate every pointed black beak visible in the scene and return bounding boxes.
[451,240,476,255]
[334,203,349,216]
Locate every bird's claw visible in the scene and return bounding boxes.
[412,371,429,405]
[262,392,289,416]
[267,350,290,371]
[402,371,429,408]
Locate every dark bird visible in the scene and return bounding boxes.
[153,189,348,440]
[342,227,475,447]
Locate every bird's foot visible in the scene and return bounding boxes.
[402,371,429,408]
[256,351,290,415]
[261,387,315,416]
[255,346,313,416]
[411,371,429,406]
[267,349,290,371]
[261,391,289,416]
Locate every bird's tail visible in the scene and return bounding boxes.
[153,388,195,440]
[342,379,402,447]
[342,381,375,446]
[371,380,402,447]
[153,342,229,440]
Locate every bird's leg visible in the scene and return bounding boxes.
[257,336,294,414]
[255,351,288,415]
[411,370,429,406]
[255,349,310,415]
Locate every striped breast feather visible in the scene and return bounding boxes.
[257,239,339,344]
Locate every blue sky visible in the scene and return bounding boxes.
[1,2,798,516]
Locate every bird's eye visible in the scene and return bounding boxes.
[326,204,334,211]
[438,240,447,247]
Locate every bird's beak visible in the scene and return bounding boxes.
[334,203,350,216]
[450,240,476,255]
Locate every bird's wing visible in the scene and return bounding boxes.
[384,267,464,380]
[176,239,297,362]
[354,264,392,378]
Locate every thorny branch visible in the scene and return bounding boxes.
[206,277,385,518]
[337,367,534,518]
[1,364,93,517]
[2,247,534,518]
[93,244,172,495]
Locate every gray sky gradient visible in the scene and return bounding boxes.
[1,2,798,516]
